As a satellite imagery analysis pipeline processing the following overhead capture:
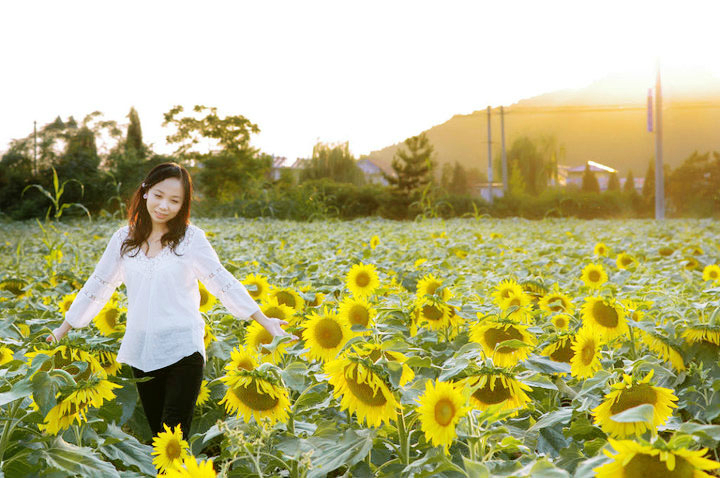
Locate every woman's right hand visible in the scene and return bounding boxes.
[46,321,72,343]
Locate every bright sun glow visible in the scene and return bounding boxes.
[1,0,719,160]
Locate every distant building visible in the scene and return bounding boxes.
[356,158,395,185]
[565,161,618,191]
[471,182,505,202]
[619,176,644,192]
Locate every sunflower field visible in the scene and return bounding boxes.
[3,217,720,478]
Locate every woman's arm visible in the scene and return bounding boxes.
[192,228,296,340]
[47,228,124,343]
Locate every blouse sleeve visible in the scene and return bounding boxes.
[65,228,124,328]
[191,228,261,320]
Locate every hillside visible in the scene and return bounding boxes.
[364,70,720,178]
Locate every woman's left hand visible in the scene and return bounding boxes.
[258,315,298,342]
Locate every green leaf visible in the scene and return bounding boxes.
[99,424,155,476]
[462,456,489,478]
[529,408,573,432]
[0,378,33,407]
[610,404,655,424]
[524,355,571,375]
[496,339,533,351]
[38,437,121,478]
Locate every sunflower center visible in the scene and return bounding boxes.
[500,289,513,299]
[426,282,440,295]
[104,308,119,328]
[345,366,387,406]
[368,349,382,362]
[507,297,522,308]
[580,339,596,365]
[164,439,182,460]
[621,256,633,267]
[592,301,619,327]
[484,326,524,354]
[609,384,657,415]
[349,305,370,327]
[421,304,444,321]
[588,270,601,282]
[434,399,456,426]
[253,329,273,355]
[472,378,512,405]
[314,318,343,348]
[237,358,255,371]
[547,297,566,312]
[354,272,371,288]
[233,383,279,411]
[549,339,575,363]
[275,291,296,308]
[554,317,567,328]
[622,453,693,478]
[248,282,263,298]
[659,246,674,257]
[265,306,286,321]
[711,270,719,279]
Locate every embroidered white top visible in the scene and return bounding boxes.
[64,224,261,372]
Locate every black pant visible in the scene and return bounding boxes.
[131,351,204,440]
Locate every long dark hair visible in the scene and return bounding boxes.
[121,162,193,258]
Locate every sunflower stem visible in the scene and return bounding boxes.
[397,408,410,465]
[288,414,299,478]
[627,325,638,360]
[0,400,22,463]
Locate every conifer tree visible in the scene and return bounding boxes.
[606,171,620,191]
[383,133,436,194]
[126,107,145,159]
[581,162,600,193]
[623,170,636,194]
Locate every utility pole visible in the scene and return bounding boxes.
[33,120,37,175]
[500,106,508,193]
[487,106,493,202]
[654,61,665,219]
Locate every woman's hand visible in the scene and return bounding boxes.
[46,321,72,343]
[253,313,298,342]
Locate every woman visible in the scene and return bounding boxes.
[47,162,293,440]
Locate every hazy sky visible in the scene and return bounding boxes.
[1,0,719,160]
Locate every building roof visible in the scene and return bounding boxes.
[566,160,617,174]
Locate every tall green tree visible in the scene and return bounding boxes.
[668,150,720,215]
[449,161,469,195]
[126,107,145,159]
[383,133,436,194]
[606,171,620,191]
[163,105,271,202]
[506,136,547,195]
[623,170,636,194]
[300,142,365,185]
[581,163,600,193]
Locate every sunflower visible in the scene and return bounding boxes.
[469,320,536,367]
[594,439,720,478]
[219,373,290,425]
[299,284,325,308]
[594,242,609,257]
[93,302,125,336]
[702,264,720,283]
[26,345,105,377]
[581,263,608,288]
[0,346,14,366]
[682,324,720,346]
[414,258,428,268]
[498,291,533,324]
[346,263,380,298]
[591,370,678,438]
[325,355,400,427]
[354,342,415,386]
[570,328,603,379]
[152,424,190,473]
[95,350,122,376]
[198,282,217,313]
[302,306,352,362]
[243,273,271,303]
[369,235,380,250]
[224,346,258,376]
[36,397,92,435]
[196,380,210,406]
[538,288,575,315]
[416,379,469,454]
[338,296,376,332]
[581,296,628,340]
[163,457,217,478]
[521,280,547,304]
[269,286,305,312]
[204,323,216,349]
[463,371,532,414]
[639,330,686,371]
[0,278,29,300]
[491,279,524,308]
[551,314,572,331]
[58,292,77,315]
[542,335,575,366]
[414,296,452,331]
[244,320,288,364]
[684,257,700,271]
[616,253,637,270]
[416,274,453,301]
[258,296,297,326]
[64,375,121,409]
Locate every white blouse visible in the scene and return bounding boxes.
[64,224,261,372]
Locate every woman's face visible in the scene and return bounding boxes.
[146,177,184,228]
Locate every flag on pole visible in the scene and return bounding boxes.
[647,88,653,132]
